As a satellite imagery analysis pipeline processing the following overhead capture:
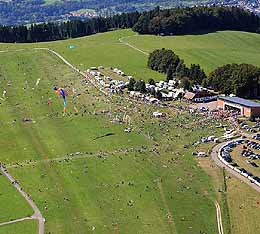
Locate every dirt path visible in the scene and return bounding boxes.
[0,217,33,226]
[119,36,149,56]
[6,146,150,169]
[0,164,45,234]
[215,201,224,234]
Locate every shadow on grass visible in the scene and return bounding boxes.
[93,133,115,140]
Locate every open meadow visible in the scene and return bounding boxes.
[1,29,260,233]
[0,49,223,234]
[0,219,37,234]
[1,29,260,81]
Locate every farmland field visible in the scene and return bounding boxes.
[122,30,260,74]
[1,29,260,81]
[1,29,260,233]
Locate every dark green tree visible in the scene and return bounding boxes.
[166,65,174,81]
[148,78,156,85]
[180,77,193,91]
[135,80,146,93]
[127,78,136,91]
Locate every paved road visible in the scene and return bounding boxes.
[0,164,45,234]
[211,140,260,193]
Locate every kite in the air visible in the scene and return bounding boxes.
[53,86,68,113]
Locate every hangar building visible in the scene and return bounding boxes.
[217,96,260,118]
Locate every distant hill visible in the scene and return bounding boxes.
[0,0,259,25]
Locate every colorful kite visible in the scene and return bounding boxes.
[53,86,68,113]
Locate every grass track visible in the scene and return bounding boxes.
[0,219,37,234]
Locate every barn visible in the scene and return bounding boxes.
[217,96,260,118]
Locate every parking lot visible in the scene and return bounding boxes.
[220,138,260,185]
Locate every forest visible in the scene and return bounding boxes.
[206,63,260,98]
[133,6,260,35]
[0,6,259,42]
[0,11,140,42]
[0,0,196,25]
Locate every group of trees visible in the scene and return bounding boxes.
[206,63,260,98]
[127,78,163,99]
[0,11,141,42]
[148,48,206,85]
[1,5,260,42]
[133,6,260,35]
[127,78,146,93]
[148,48,260,98]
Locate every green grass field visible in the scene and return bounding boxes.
[1,29,260,80]
[122,30,260,74]
[0,219,37,234]
[0,48,225,233]
[1,29,260,233]
[231,146,260,177]
[0,174,33,222]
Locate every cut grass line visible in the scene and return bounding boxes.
[119,36,149,56]
[215,201,224,234]
[157,180,176,234]
[6,147,151,169]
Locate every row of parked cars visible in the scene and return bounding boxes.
[220,139,260,186]
[240,122,256,133]
[246,140,260,151]
[252,122,260,131]
[253,133,260,141]
[220,139,244,163]
[241,149,260,160]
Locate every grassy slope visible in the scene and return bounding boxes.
[0,29,260,233]
[1,29,260,80]
[226,173,260,234]
[0,50,148,163]
[9,111,222,234]
[0,30,165,82]
[123,30,260,74]
[0,49,225,234]
[0,219,37,234]
[0,174,33,222]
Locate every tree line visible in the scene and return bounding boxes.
[133,6,260,35]
[1,5,260,42]
[148,48,206,84]
[206,63,260,98]
[0,11,141,42]
[147,48,260,98]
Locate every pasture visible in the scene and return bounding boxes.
[1,29,260,81]
[0,49,223,234]
[123,30,260,74]
[0,219,37,234]
[0,29,260,233]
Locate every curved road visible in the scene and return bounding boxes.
[211,139,260,193]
